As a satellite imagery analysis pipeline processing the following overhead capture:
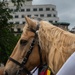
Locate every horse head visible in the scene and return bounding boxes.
[4,16,46,75]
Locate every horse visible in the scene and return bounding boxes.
[4,16,46,75]
[4,16,75,75]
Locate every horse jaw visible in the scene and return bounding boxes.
[25,16,37,30]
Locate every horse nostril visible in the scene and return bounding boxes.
[4,71,8,75]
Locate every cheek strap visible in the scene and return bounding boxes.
[30,23,40,34]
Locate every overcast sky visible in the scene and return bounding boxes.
[32,0,75,30]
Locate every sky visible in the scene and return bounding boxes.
[32,0,75,30]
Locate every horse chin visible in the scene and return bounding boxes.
[4,67,18,75]
[20,73,26,75]
[4,71,17,75]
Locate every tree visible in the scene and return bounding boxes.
[0,28,19,64]
[0,1,20,64]
[0,0,28,64]
[11,0,26,10]
[0,2,12,29]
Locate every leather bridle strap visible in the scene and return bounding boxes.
[38,45,42,64]
[21,38,36,66]
[8,23,41,75]
[9,38,36,75]
[31,44,42,74]
[9,57,23,67]
[17,67,32,75]
[30,23,40,33]
[9,57,32,75]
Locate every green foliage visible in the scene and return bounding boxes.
[0,1,21,64]
[0,2,12,29]
[0,28,20,64]
[11,0,26,10]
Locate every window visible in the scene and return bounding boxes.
[47,14,51,17]
[49,21,53,23]
[15,22,19,24]
[53,14,56,17]
[40,14,44,17]
[33,8,37,11]
[21,9,25,12]
[46,8,50,11]
[17,28,21,32]
[55,21,57,23]
[15,15,19,18]
[52,8,55,11]
[34,14,38,16]
[9,22,13,24]
[27,15,31,17]
[26,9,30,12]
[10,9,13,12]
[22,21,25,24]
[14,9,17,12]
[39,8,43,11]
[22,15,24,18]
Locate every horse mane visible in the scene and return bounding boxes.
[38,21,75,74]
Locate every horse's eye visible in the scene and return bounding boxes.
[20,40,28,46]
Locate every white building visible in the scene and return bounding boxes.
[70,26,75,33]
[8,0,59,34]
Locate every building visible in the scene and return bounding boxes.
[7,0,70,35]
[8,0,59,24]
[70,26,75,33]
[53,22,70,31]
[8,0,59,35]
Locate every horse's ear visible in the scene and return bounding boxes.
[25,16,36,28]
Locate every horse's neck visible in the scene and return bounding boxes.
[38,22,75,74]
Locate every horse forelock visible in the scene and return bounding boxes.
[38,21,75,74]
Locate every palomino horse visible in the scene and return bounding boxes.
[4,16,75,75]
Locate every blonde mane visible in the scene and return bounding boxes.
[38,21,75,74]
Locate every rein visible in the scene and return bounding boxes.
[9,24,43,75]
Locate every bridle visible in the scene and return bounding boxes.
[9,23,43,75]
